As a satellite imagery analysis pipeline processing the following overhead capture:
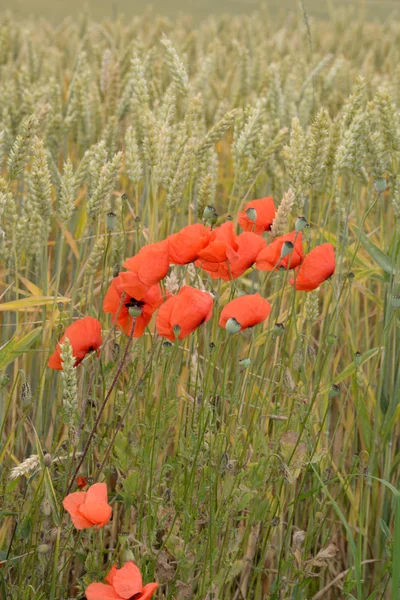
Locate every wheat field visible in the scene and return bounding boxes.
[0,4,399,600]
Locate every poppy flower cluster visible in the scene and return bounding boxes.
[48,196,335,368]
[62,483,157,599]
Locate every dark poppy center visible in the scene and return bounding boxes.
[125,298,145,309]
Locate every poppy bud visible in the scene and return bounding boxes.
[128,305,142,317]
[107,211,117,231]
[37,544,51,555]
[245,207,257,223]
[20,380,32,404]
[328,384,340,398]
[295,216,308,232]
[43,453,52,468]
[280,241,294,258]
[225,317,242,334]
[392,294,400,309]
[354,351,362,367]
[374,177,387,194]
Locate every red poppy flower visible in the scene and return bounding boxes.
[203,232,266,281]
[122,241,169,299]
[156,286,213,341]
[238,196,276,234]
[85,561,158,600]
[219,293,272,332]
[168,223,211,265]
[256,232,304,271]
[76,476,88,490]
[103,273,165,337]
[63,482,112,530]
[290,243,335,291]
[195,221,239,275]
[48,316,102,370]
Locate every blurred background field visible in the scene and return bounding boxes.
[2,0,399,22]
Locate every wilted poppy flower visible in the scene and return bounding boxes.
[76,476,88,490]
[48,316,102,370]
[256,232,304,272]
[290,243,335,291]
[123,241,169,299]
[168,223,211,265]
[238,196,276,235]
[219,293,271,332]
[86,561,158,600]
[156,286,213,341]
[103,273,165,337]
[63,482,112,530]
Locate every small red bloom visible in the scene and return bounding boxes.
[123,241,169,299]
[290,243,335,291]
[103,273,165,337]
[76,476,88,490]
[48,316,102,370]
[238,196,276,234]
[85,561,158,600]
[63,482,112,530]
[156,286,213,341]
[256,232,304,271]
[168,223,211,265]
[219,293,271,332]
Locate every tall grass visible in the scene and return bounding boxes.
[0,5,399,599]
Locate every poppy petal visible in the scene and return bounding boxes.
[63,491,94,530]
[85,482,109,504]
[85,583,121,600]
[105,565,118,586]
[79,502,112,528]
[219,294,271,331]
[112,562,143,599]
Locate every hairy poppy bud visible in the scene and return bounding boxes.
[37,544,51,555]
[122,548,135,562]
[374,177,387,194]
[225,317,242,334]
[295,216,308,232]
[43,453,52,468]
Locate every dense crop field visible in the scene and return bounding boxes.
[0,5,399,600]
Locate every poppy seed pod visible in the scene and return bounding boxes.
[225,317,242,334]
[245,207,257,223]
[354,351,362,367]
[280,241,294,258]
[295,216,308,232]
[328,384,340,399]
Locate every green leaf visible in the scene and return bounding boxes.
[352,226,395,275]
[0,328,42,370]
